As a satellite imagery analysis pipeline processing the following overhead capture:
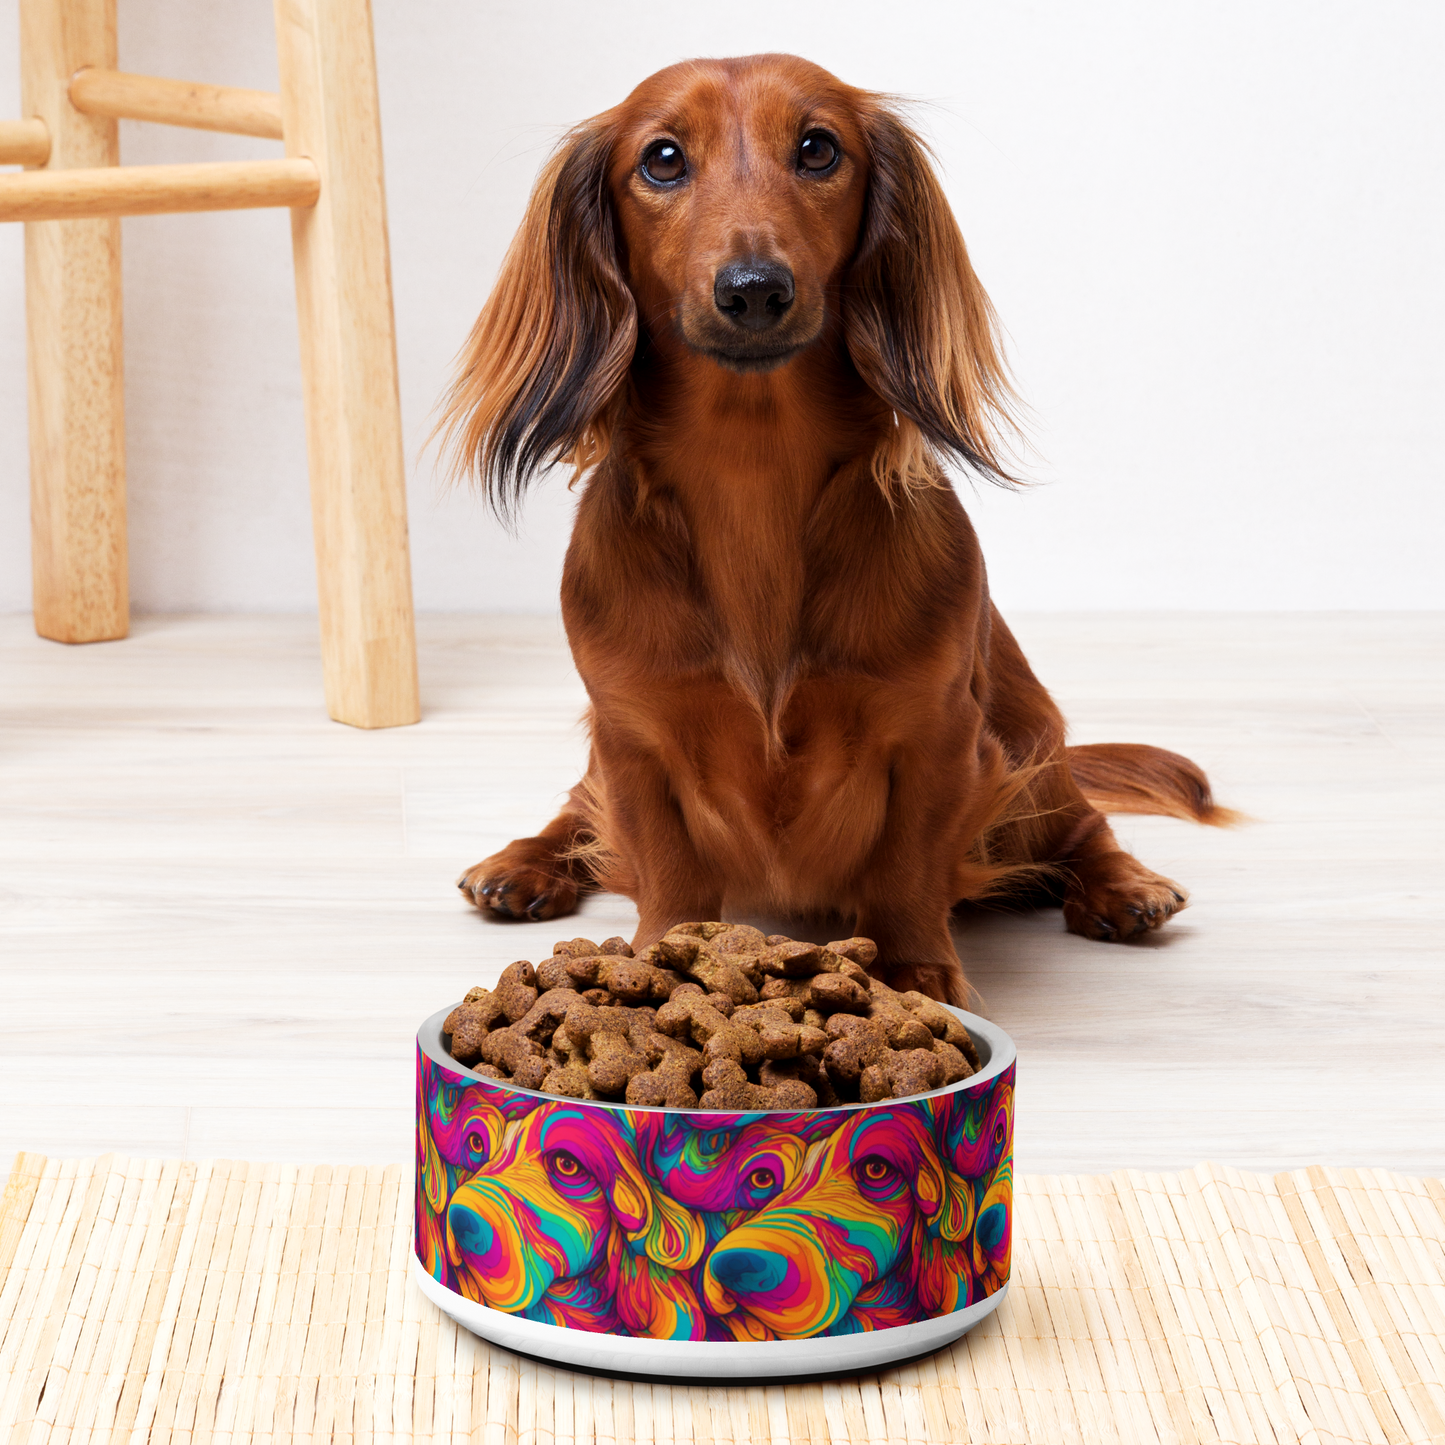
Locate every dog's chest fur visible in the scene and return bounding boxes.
[563,448,989,901]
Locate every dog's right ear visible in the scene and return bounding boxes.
[437,115,637,523]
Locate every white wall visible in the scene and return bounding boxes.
[1,0,1440,613]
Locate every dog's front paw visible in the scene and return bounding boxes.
[1063,852,1187,941]
[457,842,580,922]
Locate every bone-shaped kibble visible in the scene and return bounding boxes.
[443,993,505,1062]
[699,1058,817,1110]
[932,1038,975,1085]
[865,977,942,1050]
[655,994,765,1069]
[808,974,871,1015]
[760,1053,838,1106]
[708,923,768,956]
[540,1060,596,1098]
[644,937,759,1004]
[477,1025,546,1076]
[626,1046,701,1108]
[551,937,600,958]
[494,960,539,1022]
[859,1047,945,1102]
[825,937,879,967]
[732,1004,828,1060]
[512,988,583,1043]
[758,941,841,977]
[562,1000,650,1096]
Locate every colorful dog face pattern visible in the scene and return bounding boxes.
[416,1047,1013,1340]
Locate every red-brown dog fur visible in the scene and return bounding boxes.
[441,54,1236,1006]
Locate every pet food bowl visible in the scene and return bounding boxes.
[413,1004,1015,1380]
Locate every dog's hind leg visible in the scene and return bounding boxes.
[457,774,599,921]
[975,609,1232,942]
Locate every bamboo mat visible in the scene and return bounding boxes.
[2,1156,1444,1445]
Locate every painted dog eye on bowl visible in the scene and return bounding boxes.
[858,1156,896,1188]
[748,1167,775,1191]
[547,1149,590,1184]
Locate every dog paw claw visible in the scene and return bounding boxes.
[457,853,579,923]
[1063,853,1188,943]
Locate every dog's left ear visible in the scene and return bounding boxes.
[845,102,1019,491]
[437,114,637,523]
[607,1151,708,1271]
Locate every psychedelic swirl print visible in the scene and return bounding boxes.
[416,1044,1013,1341]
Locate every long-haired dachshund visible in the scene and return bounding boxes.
[442,54,1235,1005]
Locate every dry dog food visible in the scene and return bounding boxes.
[441,923,980,1110]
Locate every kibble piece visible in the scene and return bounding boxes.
[736,1006,828,1061]
[932,1038,975,1085]
[494,961,539,1022]
[478,1026,545,1075]
[512,989,583,1043]
[510,1054,551,1091]
[822,1018,889,1082]
[709,924,768,956]
[540,1060,596,1098]
[759,976,811,1004]
[626,1047,701,1108]
[760,1054,838,1107]
[865,976,939,1050]
[733,996,804,1024]
[759,941,838,977]
[808,974,871,1015]
[443,995,505,1064]
[699,1059,817,1111]
[645,938,759,1004]
[825,937,879,967]
[535,956,575,991]
[664,921,733,942]
[598,936,634,956]
[656,994,765,1069]
[885,1048,946,1098]
[552,937,601,958]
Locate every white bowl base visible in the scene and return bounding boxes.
[410,1255,1008,1381]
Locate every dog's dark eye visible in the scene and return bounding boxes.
[749,1167,775,1191]
[642,141,686,184]
[549,1151,583,1178]
[798,131,838,173]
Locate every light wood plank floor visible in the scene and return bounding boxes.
[2,612,1441,1174]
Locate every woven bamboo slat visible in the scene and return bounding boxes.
[3,1153,1443,1444]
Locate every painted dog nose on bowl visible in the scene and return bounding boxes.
[413,1002,1016,1380]
[713,259,795,329]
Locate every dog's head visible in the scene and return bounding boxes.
[445,1102,704,1315]
[701,1106,970,1337]
[631,1111,829,1214]
[439,53,1016,518]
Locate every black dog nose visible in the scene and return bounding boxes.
[713,259,794,330]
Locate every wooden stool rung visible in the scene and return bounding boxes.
[0,117,49,166]
[68,68,284,141]
[0,157,319,222]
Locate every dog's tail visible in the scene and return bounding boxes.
[1065,743,1243,827]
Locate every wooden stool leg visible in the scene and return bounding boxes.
[273,0,420,728]
[22,0,127,644]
